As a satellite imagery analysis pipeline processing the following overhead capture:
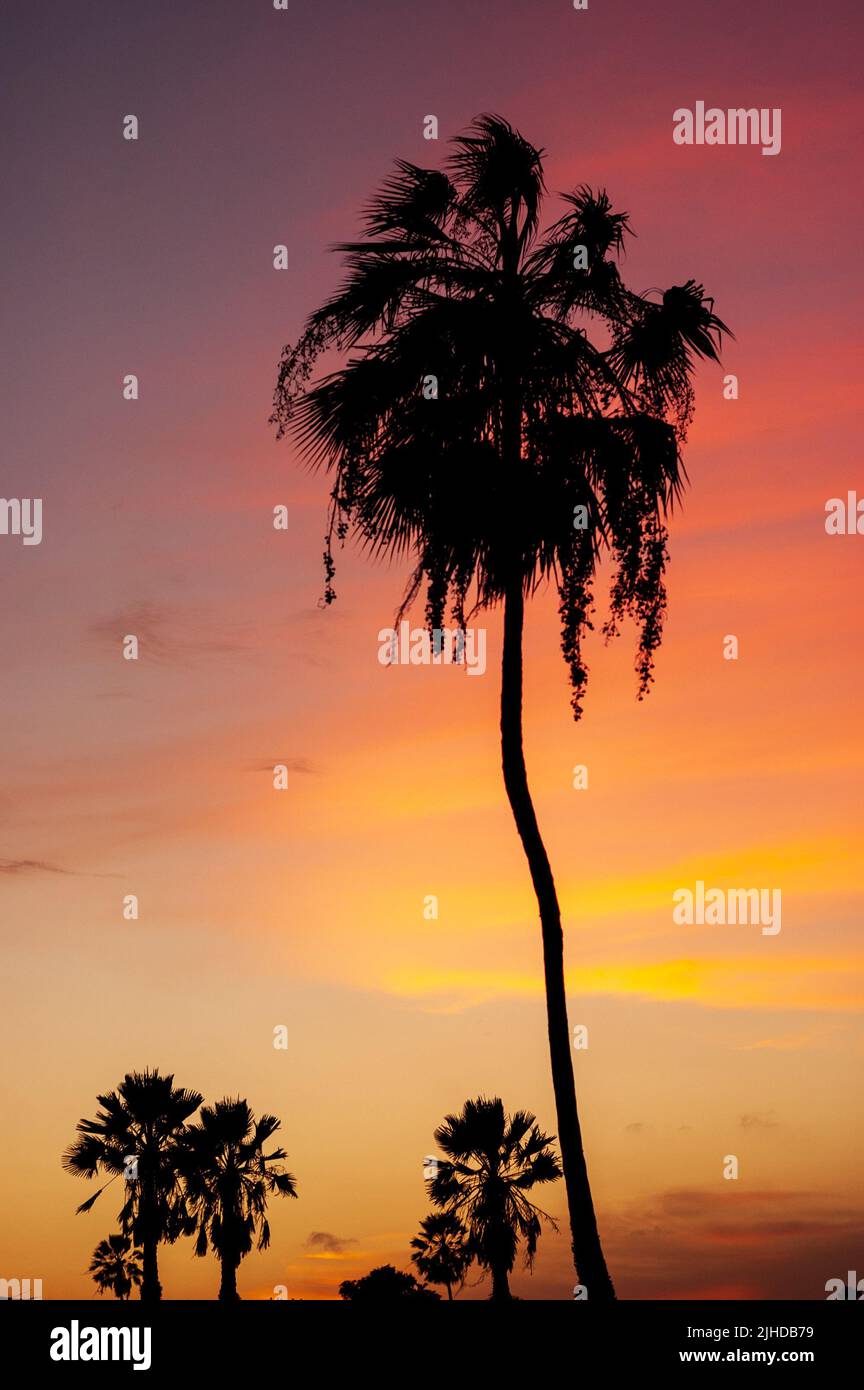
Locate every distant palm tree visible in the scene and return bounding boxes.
[428,1096,561,1301]
[89,1234,143,1300]
[271,113,728,1300]
[63,1069,203,1302]
[410,1211,472,1300]
[178,1098,298,1301]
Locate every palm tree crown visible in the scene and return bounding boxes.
[89,1233,143,1300]
[271,112,728,716]
[410,1210,472,1299]
[428,1096,562,1300]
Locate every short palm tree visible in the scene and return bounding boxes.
[271,114,728,1299]
[63,1069,203,1302]
[178,1097,298,1301]
[410,1210,472,1300]
[427,1096,561,1301]
[89,1233,143,1300]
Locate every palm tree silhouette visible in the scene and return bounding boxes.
[63,1068,203,1303]
[410,1211,472,1300]
[427,1095,561,1301]
[178,1098,298,1301]
[88,1233,143,1300]
[271,114,728,1299]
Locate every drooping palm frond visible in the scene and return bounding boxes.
[272,115,729,720]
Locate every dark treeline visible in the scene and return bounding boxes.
[65,1075,560,1301]
[63,1069,297,1302]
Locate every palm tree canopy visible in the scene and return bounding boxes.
[410,1210,472,1291]
[428,1095,562,1277]
[89,1233,143,1299]
[178,1097,298,1262]
[271,113,729,716]
[62,1068,203,1241]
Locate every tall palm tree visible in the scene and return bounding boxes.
[271,114,729,1299]
[178,1098,298,1301]
[428,1096,561,1301]
[89,1233,143,1300]
[410,1210,472,1300]
[62,1069,203,1303]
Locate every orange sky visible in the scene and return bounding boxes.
[0,0,862,1300]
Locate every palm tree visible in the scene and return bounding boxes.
[62,1069,203,1303]
[428,1096,561,1301]
[178,1097,298,1301]
[271,113,728,1299]
[410,1211,472,1300]
[89,1234,143,1300]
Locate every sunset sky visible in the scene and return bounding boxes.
[1,0,862,1300]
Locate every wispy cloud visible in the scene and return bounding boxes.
[0,858,121,880]
[0,858,72,876]
[89,600,250,666]
[253,757,318,775]
[303,1231,357,1257]
[740,1111,780,1129]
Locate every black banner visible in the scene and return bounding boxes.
[2,1300,859,1376]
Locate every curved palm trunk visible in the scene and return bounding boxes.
[490,1265,511,1301]
[500,580,615,1301]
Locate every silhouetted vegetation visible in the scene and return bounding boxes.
[410,1211,471,1300]
[339,1265,440,1302]
[272,112,728,1299]
[64,1070,298,1302]
[63,1069,202,1302]
[425,1096,561,1300]
[178,1098,298,1301]
[88,1234,142,1300]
